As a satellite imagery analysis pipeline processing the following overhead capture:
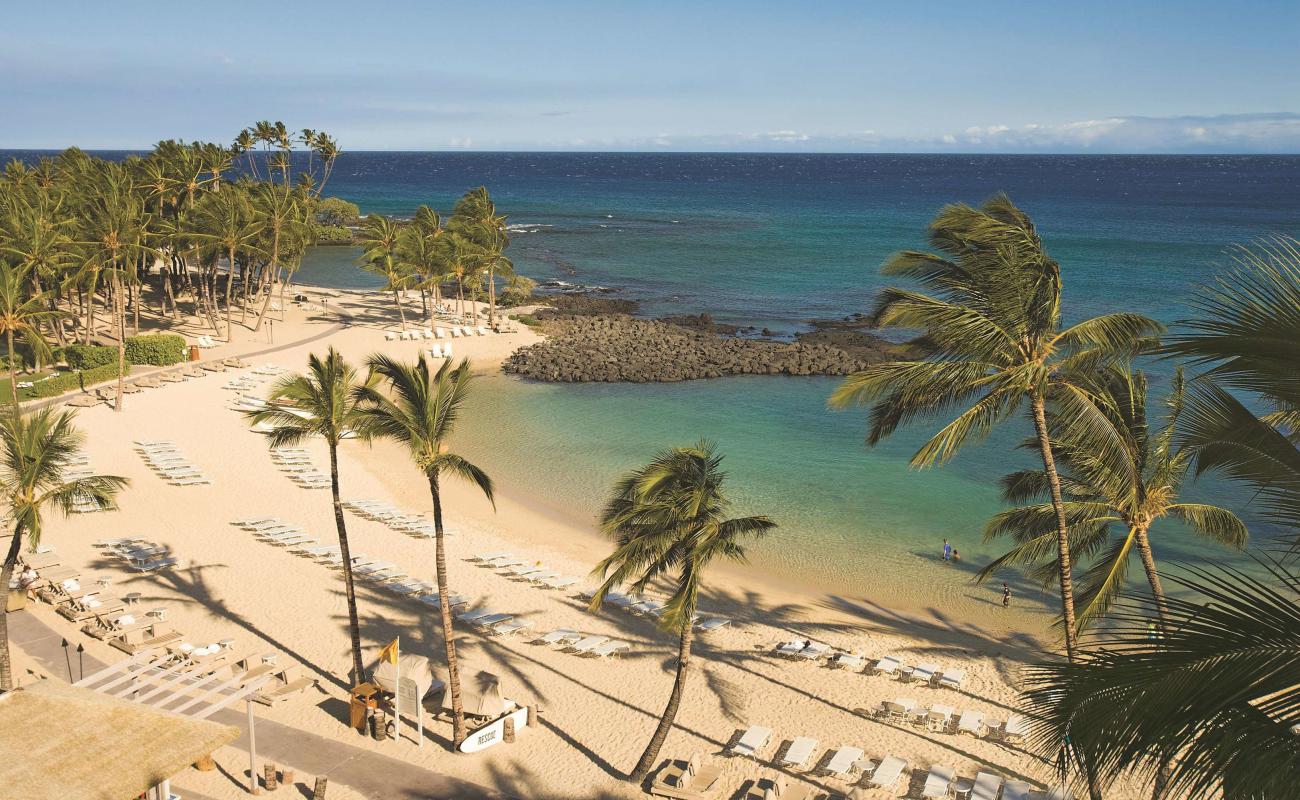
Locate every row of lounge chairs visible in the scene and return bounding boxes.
[427,342,454,359]
[470,552,581,591]
[384,325,491,342]
[64,451,107,513]
[713,724,1064,800]
[871,655,966,689]
[774,644,966,689]
[873,697,1029,742]
[528,628,631,659]
[582,587,731,633]
[269,448,331,489]
[346,499,436,537]
[135,440,211,486]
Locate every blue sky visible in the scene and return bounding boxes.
[2,0,1298,152]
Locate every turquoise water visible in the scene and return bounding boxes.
[286,153,1297,614]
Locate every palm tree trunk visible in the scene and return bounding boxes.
[0,524,26,690]
[253,230,280,333]
[427,472,466,749]
[6,329,17,409]
[112,273,126,412]
[224,246,236,342]
[630,621,694,781]
[394,289,407,328]
[1029,393,1079,662]
[328,440,366,684]
[487,266,496,327]
[1134,525,1173,800]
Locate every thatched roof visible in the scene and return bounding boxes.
[0,680,240,800]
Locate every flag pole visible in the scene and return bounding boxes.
[394,636,400,742]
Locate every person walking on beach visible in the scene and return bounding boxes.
[942,538,952,562]
[1002,582,1011,608]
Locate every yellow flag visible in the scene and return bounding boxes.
[378,637,399,665]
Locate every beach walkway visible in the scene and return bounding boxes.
[10,609,509,800]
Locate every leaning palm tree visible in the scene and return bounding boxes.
[0,407,127,689]
[0,263,64,407]
[829,195,1161,661]
[1022,557,1300,800]
[980,366,1247,630]
[245,349,369,683]
[354,355,493,750]
[589,441,776,782]
[1164,236,1300,542]
[357,215,414,328]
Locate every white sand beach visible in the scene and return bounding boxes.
[13,288,1096,800]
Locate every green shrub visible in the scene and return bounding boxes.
[514,314,540,327]
[312,223,353,244]
[125,334,186,366]
[315,196,361,227]
[63,344,116,370]
[29,362,128,399]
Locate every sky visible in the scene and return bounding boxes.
[2,0,1298,153]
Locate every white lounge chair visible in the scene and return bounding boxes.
[540,575,578,590]
[384,331,397,341]
[868,756,908,789]
[536,628,581,646]
[1003,781,1034,800]
[695,617,730,632]
[939,667,966,690]
[493,620,533,637]
[476,326,488,336]
[823,746,865,778]
[830,651,863,670]
[471,613,514,630]
[874,655,902,675]
[435,328,447,339]
[957,709,985,736]
[775,640,805,658]
[922,765,955,799]
[779,736,818,768]
[450,327,462,338]
[456,608,495,624]
[798,641,831,660]
[589,639,629,659]
[1003,714,1029,743]
[926,704,955,733]
[912,662,940,684]
[728,725,772,758]
[972,771,1004,800]
[567,635,609,655]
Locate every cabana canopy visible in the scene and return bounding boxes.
[443,669,508,718]
[0,680,239,800]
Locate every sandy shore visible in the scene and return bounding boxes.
[11,288,1120,800]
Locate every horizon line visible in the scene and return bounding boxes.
[2,147,1299,157]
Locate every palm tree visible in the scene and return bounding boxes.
[1021,241,1300,799]
[397,206,446,319]
[1021,558,1300,800]
[979,366,1247,630]
[356,215,413,328]
[449,188,511,326]
[191,185,264,341]
[1164,236,1300,540]
[251,183,300,332]
[78,163,148,411]
[246,349,370,683]
[589,441,776,781]
[0,407,127,689]
[437,232,481,322]
[829,195,1161,661]
[0,263,64,407]
[354,355,493,750]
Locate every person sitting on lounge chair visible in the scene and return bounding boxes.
[17,567,39,599]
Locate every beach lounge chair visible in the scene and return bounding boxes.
[442,342,453,357]
[508,564,546,577]
[779,736,819,768]
[493,620,533,637]
[540,575,579,590]
[728,725,772,758]
[169,476,211,486]
[253,664,317,706]
[435,328,447,339]
[476,326,488,336]
[58,596,126,623]
[234,516,278,528]
[830,651,863,670]
[471,612,514,630]
[873,655,902,676]
[422,328,434,339]
[456,608,495,625]
[631,599,665,616]
[450,327,462,338]
[775,640,806,658]
[798,641,831,661]
[536,628,582,646]
[972,771,1004,800]
[957,709,985,736]
[650,753,723,800]
[911,662,940,684]
[822,746,865,778]
[926,704,955,733]
[881,697,917,723]
[132,556,178,572]
[110,624,182,654]
[695,617,730,632]
[939,667,966,690]
[867,756,908,790]
[1003,714,1029,744]
[589,640,630,659]
[418,593,468,609]
[922,765,955,799]
[1003,781,1034,800]
[567,635,609,655]
[385,331,397,341]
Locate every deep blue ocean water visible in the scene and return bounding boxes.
[8,150,1296,614]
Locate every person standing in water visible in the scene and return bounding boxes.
[1002,582,1011,607]
[942,539,952,562]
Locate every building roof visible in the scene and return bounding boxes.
[0,679,240,800]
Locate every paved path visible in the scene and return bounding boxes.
[10,609,510,799]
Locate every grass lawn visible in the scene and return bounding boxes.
[0,368,61,401]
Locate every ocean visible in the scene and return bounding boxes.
[13,149,1297,617]
[294,152,1299,619]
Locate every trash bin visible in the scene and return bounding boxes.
[188,345,200,361]
[349,683,379,731]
